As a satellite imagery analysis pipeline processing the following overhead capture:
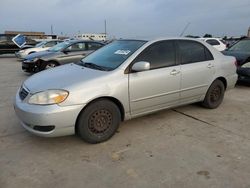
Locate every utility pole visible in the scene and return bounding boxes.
[104,20,107,35]
[51,25,54,35]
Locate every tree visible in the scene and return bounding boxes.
[203,34,212,38]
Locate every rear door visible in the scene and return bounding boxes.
[129,40,181,116]
[177,40,215,104]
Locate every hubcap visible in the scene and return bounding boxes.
[210,86,221,103]
[45,63,56,69]
[88,109,112,135]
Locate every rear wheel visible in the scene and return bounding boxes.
[202,80,225,109]
[77,100,121,144]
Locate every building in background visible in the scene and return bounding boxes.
[248,27,250,37]
[74,33,107,41]
[4,31,57,41]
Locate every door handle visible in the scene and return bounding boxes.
[207,63,214,68]
[170,69,180,75]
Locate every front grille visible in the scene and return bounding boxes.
[19,87,29,100]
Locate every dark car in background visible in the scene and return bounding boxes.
[223,38,250,83]
[0,34,37,55]
[22,40,104,73]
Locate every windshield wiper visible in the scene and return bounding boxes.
[80,61,111,71]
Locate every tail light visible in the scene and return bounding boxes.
[234,60,238,67]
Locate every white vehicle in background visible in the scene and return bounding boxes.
[16,40,62,59]
[199,38,227,51]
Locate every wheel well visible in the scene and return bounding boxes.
[28,51,35,54]
[40,60,59,66]
[216,77,227,89]
[47,60,59,65]
[75,97,125,135]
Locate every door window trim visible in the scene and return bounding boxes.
[125,40,177,74]
[176,39,214,65]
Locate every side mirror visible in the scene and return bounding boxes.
[62,49,70,53]
[131,61,150,72]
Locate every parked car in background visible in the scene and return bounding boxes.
[22,40,104,73]
[14,38,237,143]
[199,38,226,51]
[0,34,37,55]
[223,38,250,83]
[16,40,62,59]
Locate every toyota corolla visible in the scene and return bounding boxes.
[14,38,237,143]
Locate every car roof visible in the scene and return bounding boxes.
[65,39,104,44]
[198,37,222,40]
[118,37,205,43]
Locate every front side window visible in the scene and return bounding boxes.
[67,42,86,51]
[88,42,103,50]
[178,40,213,64]
[206,39,220,46]
[133,40,176,70]
[80,40,146,70]
[48,41,71,52]
[44,41,57,47]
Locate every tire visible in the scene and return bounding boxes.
[77,100,121,144]
[202,80,225,109]
[41,61,58,71]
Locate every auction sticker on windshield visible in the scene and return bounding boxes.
[114,50,131,55]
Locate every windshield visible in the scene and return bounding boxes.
[48,41,70,52]
[80,40,146,71]
[35,41,47,47]
[228,40,250,52]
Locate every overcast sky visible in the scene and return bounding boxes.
[0,0,249,39]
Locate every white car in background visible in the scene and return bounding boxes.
[199,38,227,51]
[16,40,62,59]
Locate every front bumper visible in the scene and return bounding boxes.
[22,60,40,72]
[237,67,250,83]
[14,91,85,137]
[22,61,36,72]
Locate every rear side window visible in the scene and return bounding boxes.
[206,39,220,46]
[134,40,176,70]
[178,40,213,64]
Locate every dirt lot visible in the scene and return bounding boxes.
[0,55,250,188]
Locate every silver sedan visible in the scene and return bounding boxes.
[14,38,238,143]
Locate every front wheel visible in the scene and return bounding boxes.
[77,100,121,144]
[202,80,225,109]
[41,61,58,71]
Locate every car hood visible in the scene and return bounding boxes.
[222,50,250,65]
[24,50,58,60]
[23,63,108,93]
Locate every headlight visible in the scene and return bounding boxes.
[31,58,38,62]
[24,58,39,63]
[28,90,69,105]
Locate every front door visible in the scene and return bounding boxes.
[128,40,181,116]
